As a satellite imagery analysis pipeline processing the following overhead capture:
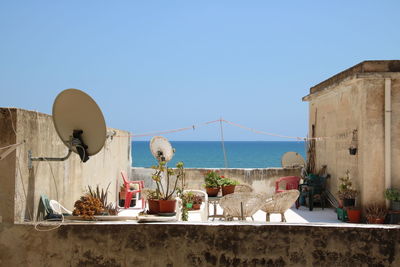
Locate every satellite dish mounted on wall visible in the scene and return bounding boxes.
[150,136,175,163]
[28,89,106,168]
[281,152,306,168]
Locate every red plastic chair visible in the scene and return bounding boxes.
[121,172,145,209]
[275,176,301,208]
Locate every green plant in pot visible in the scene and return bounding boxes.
[384,188,400,211]
[338,170,358,207]
[183,191,194,209]
[151,161,185,213]
[203,170,221,197]
[365,203,387,224]
[192,195,203,210]
[219,176,240,196]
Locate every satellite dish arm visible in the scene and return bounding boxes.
[28,149,72,169]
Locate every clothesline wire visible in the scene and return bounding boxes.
[114,118,349,141]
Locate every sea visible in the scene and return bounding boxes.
[132,141,306,168]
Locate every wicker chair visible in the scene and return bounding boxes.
[261,190,300,222]
[234,184,254,193]
[219,192,263,221]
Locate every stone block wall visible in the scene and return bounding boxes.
[0,222,399,266]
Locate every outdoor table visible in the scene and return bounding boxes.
[208,196,224,220]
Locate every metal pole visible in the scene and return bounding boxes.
[220,118,228,168]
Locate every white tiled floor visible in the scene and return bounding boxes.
[118,202,342,224]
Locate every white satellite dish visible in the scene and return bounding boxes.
[150,136,174,163]
[281,152,306,168]
[29,88,106,167]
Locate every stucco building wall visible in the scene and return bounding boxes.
[0,108,131,223]
[303,60,400,207]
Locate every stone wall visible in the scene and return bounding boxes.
[0,108,131,223]
[131,167,302,196]
[303,61,400,207]
[0,222,399,266]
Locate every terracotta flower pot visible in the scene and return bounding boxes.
[159,199,177,213]
[148,199,160,214]
[368,217,385,224]
[193,203,201,210]
[347,209,361,223]
[222,185,236,196]
[206,187,220,197]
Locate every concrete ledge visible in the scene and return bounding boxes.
[1,222,399,266]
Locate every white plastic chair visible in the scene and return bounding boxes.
[49,200,73,215]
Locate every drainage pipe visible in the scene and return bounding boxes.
[385,78,392,206]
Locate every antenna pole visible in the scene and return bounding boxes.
[220,118,228,168]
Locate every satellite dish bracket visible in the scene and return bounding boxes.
[157,151,166,162]
[28,149,72,169]
[28,130,89,168]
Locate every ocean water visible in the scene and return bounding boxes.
[132,141,306,168]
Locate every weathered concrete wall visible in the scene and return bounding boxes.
[304,61,400,207]
[131,167,302,196]
[307,77,365,205]
[0,108,131,223]
[0,109,17,224]
[391,80,400,189]
[0,222,399,266]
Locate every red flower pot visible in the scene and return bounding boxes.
[148,199,160,214]
[222,185,236,196]
[347,209,361,223]
[206,187,220,197]
[192,203,201,210]
[159,199,177,213]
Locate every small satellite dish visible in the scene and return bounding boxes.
[150,136,174,163]
[29,88,106,167]
[281,152,306,168]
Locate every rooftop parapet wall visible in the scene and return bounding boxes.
[0,223,399,266]
[0,108,131,223]
[131,167,301,196]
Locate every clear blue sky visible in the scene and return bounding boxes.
[1,1,399,141]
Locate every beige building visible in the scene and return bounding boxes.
[303,60,400,207]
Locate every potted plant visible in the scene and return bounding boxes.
[184,191,194,209]
[365,203,387,224]
[192,195,203,210]
[338,170,358,207]
[143,189,160,214]
[73,184,118,220]
[151,161,185,213]
[204,170,221,197]
[219,177,240,196]
[346,207,361,223]
[384,188,400,211]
